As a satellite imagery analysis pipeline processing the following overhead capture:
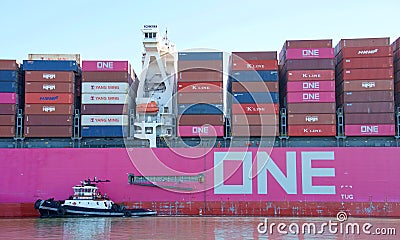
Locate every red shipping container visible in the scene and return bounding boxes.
[0,104,17,115]
[392,37,400,52]
[345,124,394,136]
[345,113,394,125]
[283,59,335,71]
[287,102,336,114]
[0,126,15,137]
[286,92,335,103]
[25,115,73,126]
[288,125,336,136]
[232,52,277,61]
[339,80,393,92]
[286,81,335,92]
[343,102,394,114]
[231,82,278,93]
[177,92,223,104]
[25,93,74,104]
[25,104,73,115]
[178,82,222,93]
[286,70,335,81]
[82,71,130,82]
[337,57,393,70]
[178,114,224,126]
[81,104,128,115]
[337,68,393,81]
[178,60,222,72]
[394,49,400,62]
[283,39,332,50]
[339,91,394,103]
[232,125,278,137]
[177,125,224,137]
[24,126,72,137]
[0,60,18,70]
[335,38,390,55]
[231,114,278,126]
[0,115,15,125]
[25,71,74,83]
[231,103,279,115]
[336,46,392,62]
[232,59,278,71]
[178,70,222,82]
[25,82,74,93]
[288,113,336,125]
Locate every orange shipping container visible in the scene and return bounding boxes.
[231,103,279,115]
[288,125,336,136]
[25,93,74,104]
[232,59,278,71]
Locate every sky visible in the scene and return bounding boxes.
[1,0,399,73]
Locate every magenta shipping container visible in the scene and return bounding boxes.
[178,125,224,137]
[286,81,335,92]
[284,48,334,60]
[345,124,395,136]
[286,92,335,103]
[82,61,129,72]
[0,93,17,104]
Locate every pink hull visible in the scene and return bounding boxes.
[1,147,400,217]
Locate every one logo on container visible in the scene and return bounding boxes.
[303,82,319,90]
[97,62,114,69]
[302,93,319,101]
[302,49,319,57]
[361,125,379,133]
[192,126,209,134]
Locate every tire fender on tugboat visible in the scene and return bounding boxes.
[111,204,119,212]
[34,199,42,209]
[57,207,65,216]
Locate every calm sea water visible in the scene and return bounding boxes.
[0,217,398,240]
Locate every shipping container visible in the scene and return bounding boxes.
[178,52,223,61]
[81,104,129,115]
[287,102,336,114]
[0,60,18,70]
[286,70,335,81]
[231,70,278,82]
[288,113,336,125]
[178,70,223,82]
[25,93,73,104]
[82,72,130,82]
[0,115,15,125]
[231,103,279,115]
[0,126,15,137]
[0,70,18,81]
[81,82,129,94]
[339,91,394,103]
[232,52,277,61]
[283,59,335,71]
[25,104,73,115]
[231,59,278,71]
[24,115,73,126]
[336,46,392,63]
[283,48,334,61]
[231,114,278,126]
[24,71,75,83]
[28,54,80,64]
[288,125,336,136]
[81,94,130,104]
[392,37,400,52]
[82,61,129,72]
[177,125,224,137]
[286,81,335,92]
[178,114,224,126]
[337,57,393,70]
[81,126,128,137]
[25,82,74,93]
[335,38,390,55]
[338,80,393,92]
[337,68,393,81]
[24,126,72,137]
[81,115,129,126]
[177,103,223,115]
[231,82,278,93]
[286,92,335,103]
[22,60,78,72]
[178,82,223,93]
[0,82,17,92]
[178,60,223,72]
[0,104,16,115]
[231,125,278,137]
[283,39,332,50]
[233,92,278,104]
[343,102,394,113]
[345,124,394,136]
[345,113,394,124]
[394,49,400,62]
[177,92,223,104]
[0,93,17,104]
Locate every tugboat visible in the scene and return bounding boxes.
[34,178,157,218]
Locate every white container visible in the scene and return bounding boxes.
[82,82,129,94]
[81,115,129,126]
[28,54,81,65]
[81,93,131,104]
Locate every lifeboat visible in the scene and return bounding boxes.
[136,101,159,113]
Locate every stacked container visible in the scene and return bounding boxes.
[0,60,19,137]
[393,37,400,109]
[335,38,395,136]
[81,61,133,137]
[23,60,78,137]
[177,52,224,137]
[230,52,279,137]
[279,40,336,136]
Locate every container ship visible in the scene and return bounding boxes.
[1,25,400,218]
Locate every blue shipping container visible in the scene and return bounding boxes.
[178,52,223,61]
[233,92,279,104]
[0,82,17,92]
[22,60,79,72]
[0,70,18,82]
[81,126,128,137]
[178,103,223,115]
[231,70,278,82]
